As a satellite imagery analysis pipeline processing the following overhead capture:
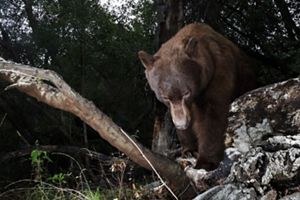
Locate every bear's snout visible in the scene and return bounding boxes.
[173,118,190,130]
[170,101,191,130]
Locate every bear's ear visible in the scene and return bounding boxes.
[138,51,154,70]
[184,37,198,57]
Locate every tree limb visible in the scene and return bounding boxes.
[0,57,197,199]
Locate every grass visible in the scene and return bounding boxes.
[0,180,149,200]
[0,150,154,200]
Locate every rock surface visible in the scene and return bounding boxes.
[194,78,300,200]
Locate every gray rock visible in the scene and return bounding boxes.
[193,184,257,200]
[279,192,300,200]
[193,78,300,200]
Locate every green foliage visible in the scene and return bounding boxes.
[47,173,68,185]
[0,151,151,200]
[31,150,52,166]
[84,188,102,200]
[184,0,300,84]
[31,150,52,181]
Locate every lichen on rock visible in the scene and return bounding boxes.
[194,78,300,200]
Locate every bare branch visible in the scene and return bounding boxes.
[0,57,197,198]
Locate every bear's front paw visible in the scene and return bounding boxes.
[176,157,197,169]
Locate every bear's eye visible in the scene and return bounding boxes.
[161,96,169,101]
[183,91,191,97]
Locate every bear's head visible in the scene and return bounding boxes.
[139,37,211,130]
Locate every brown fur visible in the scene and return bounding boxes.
[138,23,256,170]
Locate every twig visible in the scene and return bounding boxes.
[16,130,30,147]
[120,128,179,200]
[0,113,7,127]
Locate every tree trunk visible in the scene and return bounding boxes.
[273,0,299,40]
[22,0,38,34]
[183,0,223,33]
[152,0,184,156]
[155,0,183,47]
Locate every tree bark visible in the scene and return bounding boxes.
[155,0,184,47]
[152,0,184,156]
[22,0,38,34]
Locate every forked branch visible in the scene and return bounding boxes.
[0,57,197,199]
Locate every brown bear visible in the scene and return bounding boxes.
[138,23,256,170]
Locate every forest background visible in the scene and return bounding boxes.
[0,0,299,199]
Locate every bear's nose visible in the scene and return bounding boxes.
[173,119,189,130]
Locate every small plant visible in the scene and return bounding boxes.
[30,149,52,181]
[0,149,155,200]
[111,158,127,199]
[47,172,68,185]
[85,188,102,200]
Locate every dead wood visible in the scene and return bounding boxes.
[0,57,197,199]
